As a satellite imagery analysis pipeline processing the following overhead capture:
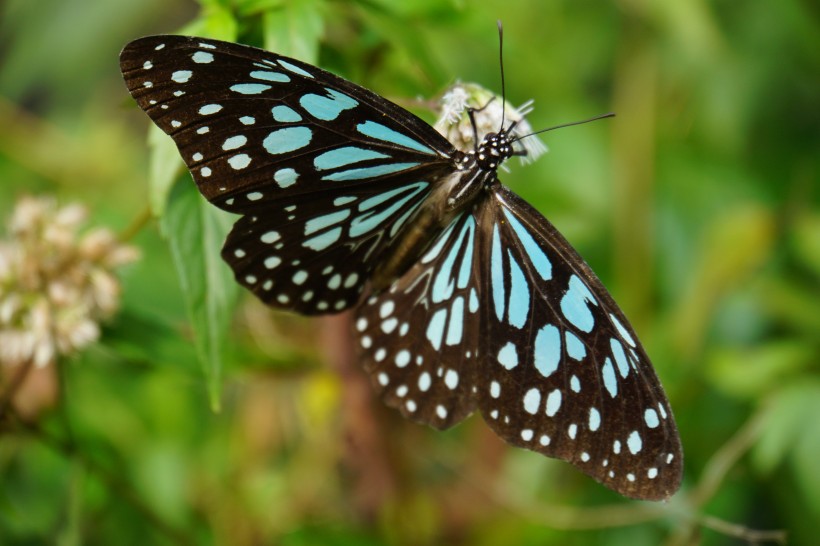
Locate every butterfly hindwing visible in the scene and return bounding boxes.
[223,174,444,313]
[120,36,458,313]
[355,210,483,429]
[476,185,682,500]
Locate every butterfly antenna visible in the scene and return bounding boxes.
[497,20,507,132]
[511,112,616,143]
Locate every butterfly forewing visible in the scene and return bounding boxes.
[120,36,457,313]
[356,211,483,428]
[477,186,682,500]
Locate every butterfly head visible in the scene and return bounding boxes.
[474,127,516,171]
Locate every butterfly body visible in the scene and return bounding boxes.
[120,35,682,500]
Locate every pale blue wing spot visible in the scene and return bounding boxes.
[609,313,637,347]
[230,83,271,95]
[534,323,561,378]
[523,388,541,414]
[356,120,436,155]
[426,308,447,350]
[300,88,358,121]
[560,275,598,333]
[263,127,312,154]
[469,288,479,313]
[274,168,298,188]
[260,231,280,243]
[321,162,420,182]
[350,183,428,237]
[292,270,308,285]
[497,342,518,369]
[431,221,473,304]
[228,154,251,170]
[445,296,464,346]
[250,70,290,82]
[565,331,586,361]
[222,135,247,151]
[192,52,213,64]
[197,42,215,50]
[502,208,552,280]
[506,250,530,328]
[199,104,222,115]
[589,407,601,431]
[334,196,357,206]
[314,146,389,170]
[264,256,281,269]
[278,59,314,78]
[627,431,643,454]
[271,105,302,122]
[456,217,476,289]
[395,350,411,368]
[491,225,505,321]
[602,357,618,397]
[358,182,427,211]
[610,338,630,378]
[545,388,562,416]
[171,70,192,83]
[570,375,581,392]
[239,116,255,125]
[644,408,660,428]
[304,210,351,236]
[303,227,342,251]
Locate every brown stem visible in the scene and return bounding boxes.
[320,312,397,519]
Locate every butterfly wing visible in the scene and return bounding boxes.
[119,36,456,313]
[476,184,682,500]
[356,182,681,500]
[355,208,484,429]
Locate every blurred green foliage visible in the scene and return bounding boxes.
[1,0,818,545]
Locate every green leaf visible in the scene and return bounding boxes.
[706,340,814,399]
[159,178,239,410]
[752,380,820,474]
[262,0,325,62]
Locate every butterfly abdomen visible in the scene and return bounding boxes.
[370,162,488,292]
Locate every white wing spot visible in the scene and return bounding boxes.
[418,372,431,392]
[394,350,410,368]
[523,388,541,414]
[374,348,386,362]
[648,467,658,479]
[539,435,551,446]
[444,370,459,389]
[490,381,500,398]
[568,423,578,440]
[436,405,448,419]
[396,385,408,397]
[521,429,534,442]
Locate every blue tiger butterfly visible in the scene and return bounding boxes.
[119,30,682,500]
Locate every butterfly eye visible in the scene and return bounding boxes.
[120,35,681,501]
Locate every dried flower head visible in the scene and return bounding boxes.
[0,196,139,368]
[433,82,547,165]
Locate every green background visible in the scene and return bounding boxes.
[1,0,818,544]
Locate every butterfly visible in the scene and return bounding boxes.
[119,34,682,500]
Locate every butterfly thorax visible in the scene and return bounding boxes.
[474,129,515,171]
[369,130,513,293]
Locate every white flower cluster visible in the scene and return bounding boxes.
[0,196,139,368]
[433,82,548,165]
